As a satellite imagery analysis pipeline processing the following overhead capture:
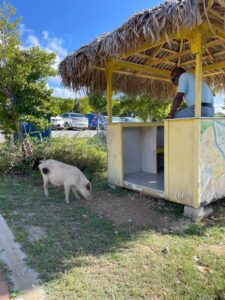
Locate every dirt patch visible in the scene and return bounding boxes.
[208,245,225,256]
[26,226,46,243]
[84,190,191,232]
[83,190,225,231]
[198,244,225,257]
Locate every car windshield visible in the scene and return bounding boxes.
[70,113,84,118]
[112,117,120,121]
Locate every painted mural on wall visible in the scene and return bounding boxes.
[201,120,225,204]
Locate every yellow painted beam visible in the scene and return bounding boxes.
[162,47,177,54]
[182,49,225,66]
[178,39,184,66]
[106,59,114,123]
[211,24,225,40]
[135,53,152,59]
[206,48,214,63]
[197,61,225,73]
[94,66,170,82]
[121,33,180,59]
[146,48,191,66]
[117,60,171,77]
[203,71,224,77]
[135,44,165,76]
[146,45,163,62]
[122,40,166,59]
[206,38,225,48]
[209,8,223,21]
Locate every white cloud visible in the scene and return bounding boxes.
[19,24,33,36]
[43,30,49,40]
[214,92,225,105]
[52,87,83,99]
[45,37,67,58]
[19,24,72,97]
[26,34,40,47]
[214,104,225,113]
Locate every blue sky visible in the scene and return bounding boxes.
[2,0,225,111]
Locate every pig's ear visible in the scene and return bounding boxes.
[86,183,91,191]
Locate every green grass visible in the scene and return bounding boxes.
[0,175,224,300]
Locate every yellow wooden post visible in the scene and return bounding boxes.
[106,58,114,123]
[195,51,202,117]
[190,28,203,117]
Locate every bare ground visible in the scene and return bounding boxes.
[84,190,225,232]
[85,190,190,231]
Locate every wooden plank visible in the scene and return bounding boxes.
[106,59,114,123]
[117,60,171,77]
[145,48,191,66]
[107,124,123,186]
[165,119,198,207]
[193,120,201,208]
[178,39,184,66]
[122,39,167,59]
[94,66,170,82]
[182,50,225,66]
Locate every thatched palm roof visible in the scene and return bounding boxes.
[59,0,225,99]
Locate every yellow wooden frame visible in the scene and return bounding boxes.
[105,22,225,120]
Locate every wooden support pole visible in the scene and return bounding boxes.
[190,28,203,117]
[106,59,114,123]
[195,51,202,117]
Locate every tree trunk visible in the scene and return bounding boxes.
[15,119,32,159]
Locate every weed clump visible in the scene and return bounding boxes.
[0,136,107,175]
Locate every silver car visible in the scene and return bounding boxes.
[51,116,64,130]
[61,113,88,130]
[120,117,139,123]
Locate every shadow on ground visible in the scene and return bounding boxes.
[0,174,224,285]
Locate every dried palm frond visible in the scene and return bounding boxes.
[59,0,225,100]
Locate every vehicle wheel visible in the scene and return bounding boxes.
[65,122,70,129]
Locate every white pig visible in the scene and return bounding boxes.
[38,159,92,203]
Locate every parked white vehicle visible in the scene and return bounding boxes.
[112,116,121,123]
[51,116,64,130]
[61,113,88,130]
[120,117,139,123]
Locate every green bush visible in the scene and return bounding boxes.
[0,136,107,175]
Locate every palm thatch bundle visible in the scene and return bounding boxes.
[59,0,225,100]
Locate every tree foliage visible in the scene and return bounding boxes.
[0,3,56,139]
[119,94,170,121]
[77,97,93,114]
[50,96,75,116]
[78,93,170,120]
[88,93,107,114]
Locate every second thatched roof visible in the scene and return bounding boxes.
[59,0,225,100]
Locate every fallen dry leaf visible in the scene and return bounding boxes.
[197,265,213,274]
